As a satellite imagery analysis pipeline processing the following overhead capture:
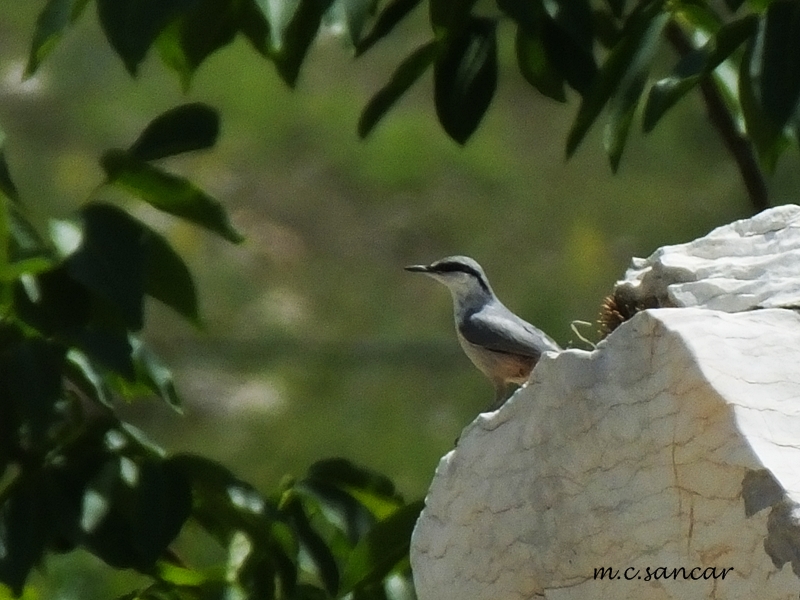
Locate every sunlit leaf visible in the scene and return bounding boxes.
[65,348,114,408]
[130,103,219,162]
[643,15,757,133]
[101,149,244,243]
[355,0,423,56]
[283,495,340,596]
[339,501,423,594]
[25,0,91,76]
[307,459,402,502]
[434,17,497,144]
[131,336,183,411]
[359,41,438,138]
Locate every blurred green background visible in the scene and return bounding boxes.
[1,2,798,596]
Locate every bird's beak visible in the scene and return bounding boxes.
[404,264,430,273]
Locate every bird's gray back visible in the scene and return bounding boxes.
[459,301,561,359]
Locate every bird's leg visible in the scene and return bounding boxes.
[487,382,509,412]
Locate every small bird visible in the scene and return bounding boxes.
[406,256,561,410]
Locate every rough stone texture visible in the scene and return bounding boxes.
[618,203,800,311]
[411,205,800,600]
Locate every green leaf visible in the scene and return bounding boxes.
[238,0,271,56]
[603,11,668,171]
[131,336,183,411]
[65,348,114,408]
[566,0,664,158]
[359,41,439,138]
[739,35,787,172]
[272,0,336,87]
[12,267,136,378]
[25,0,91,76]
[753,1,800,131]
[540,0,597,95]
[0,337,65,450]
[724,0,746,12]
[101,149,244,243]
[129,103,220,162]
[307,459,402,502]
[429,0,477,31]
[434,17,497,145]
[81,456,193,571]
[0,145,20,204]
[643,14,757,133]
[67,203,147,331]
[355,0,423,56]
[283,495,340,596]
[339,501,423,594]
[58,202,199,326]
[96,0,188,75]
[0,475,51,596]
[8,206,47,264]
[157,0,241,88]
[143,224,200,325]
[606,0,627,19]
[331,0,380,47]
[674,1,722,35]
[515,25,566,102]
[305,459,404,521]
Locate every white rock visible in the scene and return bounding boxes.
[411,205,800,600]
[618,204,800,312]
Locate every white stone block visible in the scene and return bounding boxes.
[411,205,800,600]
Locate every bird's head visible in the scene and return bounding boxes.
[405,255,494,309]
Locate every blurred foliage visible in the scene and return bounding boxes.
[2,0,800,598]
[0,103,419,599]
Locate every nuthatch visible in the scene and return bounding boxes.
[406,256,561,409]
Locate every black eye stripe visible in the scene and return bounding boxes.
[431,262,490,293]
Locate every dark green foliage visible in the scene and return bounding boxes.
[0,99,419,597]
[434,17,498,145]
[355,0,422,56]
[101,150,244,244]
[643,15,758,133]
[9,0,800,596]
[23,0,800,175]
[129,103,220,161]
[359,41,439,138]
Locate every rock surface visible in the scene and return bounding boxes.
[410,205,800,600]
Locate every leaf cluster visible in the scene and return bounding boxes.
[0,103,419,599]
[25,0,800,179]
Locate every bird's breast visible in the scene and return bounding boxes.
[457,334,536,385]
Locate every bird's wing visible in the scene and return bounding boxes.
[460,305,561,358]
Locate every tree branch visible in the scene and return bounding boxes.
[664,22,769,214]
